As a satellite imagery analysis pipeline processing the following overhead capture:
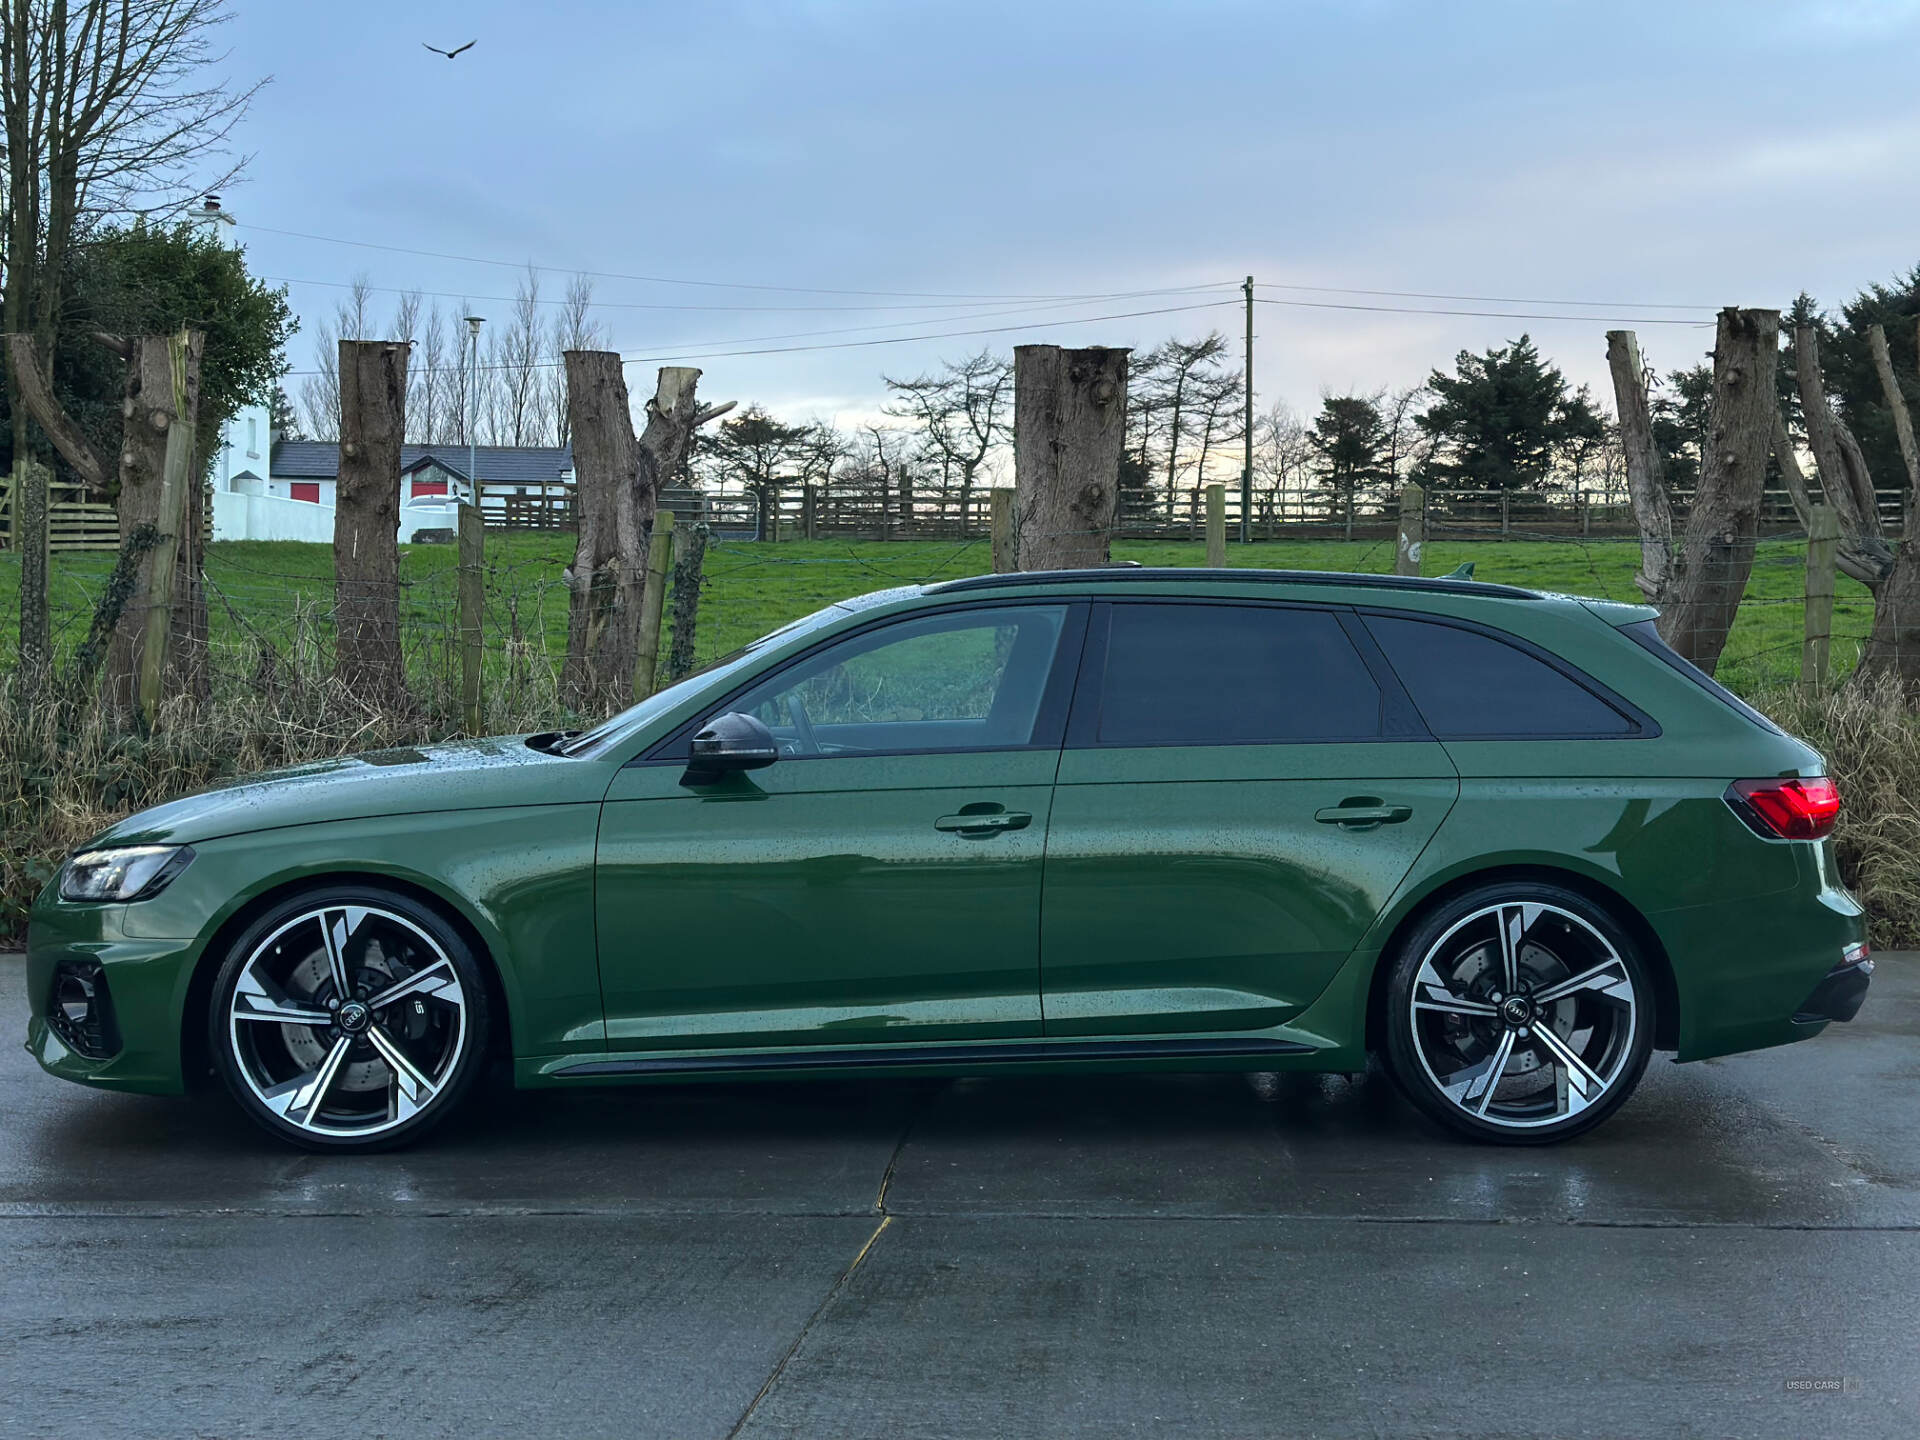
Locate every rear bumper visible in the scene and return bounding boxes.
[1657,840,1867,1062]
[1793,954,1873,1025]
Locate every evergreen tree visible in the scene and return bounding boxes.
[1416,334,1583,492]
[1307,394,1391,505]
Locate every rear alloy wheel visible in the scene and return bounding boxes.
[209,887,489,1151]
[1383,884,1653,1144]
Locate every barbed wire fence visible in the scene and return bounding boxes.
[8,505,1881,747]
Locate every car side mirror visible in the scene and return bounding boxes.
[681,711,779,786]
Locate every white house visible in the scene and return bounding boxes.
[211,434,577,543]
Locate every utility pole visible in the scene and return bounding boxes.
[1241,275,1254,544]
[464,315,485,506]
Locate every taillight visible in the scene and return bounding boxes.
[1727,777,1841,840]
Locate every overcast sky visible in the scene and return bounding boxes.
[221,0,1920,428]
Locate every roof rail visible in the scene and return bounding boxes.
[925,567,1539,600]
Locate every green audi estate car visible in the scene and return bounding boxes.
[26,568,1871,1150]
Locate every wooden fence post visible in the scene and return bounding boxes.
[990,488,1014,573]
[1803,504,1840,688]
[458,502,485,733]
[1396,481,1426,576]
[634,509,675,700]
[1500,491,1511,536]
[1205,483,1226,566]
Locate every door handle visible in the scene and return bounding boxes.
[935,811,1032,836]
[1314,803,1412,828]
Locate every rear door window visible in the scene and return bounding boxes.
[1363,614,1636,738]
[1094,603,1383,745]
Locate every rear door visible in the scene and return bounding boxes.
[1039,599,1458,1036]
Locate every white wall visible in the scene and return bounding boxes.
[213,489,470,543]
[211,489,335,544]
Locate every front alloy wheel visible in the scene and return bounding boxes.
[1384,884,1653,1143]
[210,887,489,1150]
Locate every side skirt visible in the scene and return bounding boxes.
[550,1034,1315,1080]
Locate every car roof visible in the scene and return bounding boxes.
[923,567,1540,601]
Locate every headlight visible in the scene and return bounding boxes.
[58,844,194,903]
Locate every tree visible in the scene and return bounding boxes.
[882,349,1011,535]
[1822,267,1920,500]
[333,341,408,705]
[705,405,816,541]
[6,219,288,709]
[1251,400,1312,533]
[1607,311,1781,673]
[1307,394,1390,508]
[1417,334,1586,492]
[1012,344,1128,570]
[1128,333,1235,520]
[1554,384,1611,488]
[3,0,260,681]
[1651,362,1712,492]
[3,218,293,485]
[562,358,730,707]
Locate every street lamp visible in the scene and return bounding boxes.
[464,315,485,504]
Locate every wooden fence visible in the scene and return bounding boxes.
[0,473,120,552]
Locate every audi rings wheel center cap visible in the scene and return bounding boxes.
[336,1001,372,1035]
[1500,995,1535,1027]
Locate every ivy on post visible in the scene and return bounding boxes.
[633,509,676,701]
[458,502,485,734]
[666,521,710,684]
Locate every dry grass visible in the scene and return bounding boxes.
[1751,676,1920,949]
[0,639,566,941]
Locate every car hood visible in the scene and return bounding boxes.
[86,735,611,848]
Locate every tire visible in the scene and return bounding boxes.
[1382,881,1654,1145]
[208,884,491,1152]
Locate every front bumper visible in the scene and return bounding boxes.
[24,901,200,1095]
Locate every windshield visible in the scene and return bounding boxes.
[554,602,850,757]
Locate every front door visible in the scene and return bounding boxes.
[1040,600,1458,1036]
[595,602,1085,1053]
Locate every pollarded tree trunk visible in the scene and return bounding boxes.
[1855,324,1920,691]
[1658,308,1779,674]
[1795,326,1893,584]
[107,333,206,712]
[1604,330,1674,601]
[562,358,732,709]
[6,328,205,715]
[333,341,409,704]
[562,351,647,709]
[1013,345,1129,570]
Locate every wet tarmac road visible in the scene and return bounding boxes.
[3,952,1917,1439]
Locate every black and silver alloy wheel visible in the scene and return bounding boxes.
[1383,883,1654,1144]
[210,887,489,1150]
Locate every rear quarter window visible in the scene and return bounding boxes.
[1618,618,1782,735]
[1363,614,1638,739]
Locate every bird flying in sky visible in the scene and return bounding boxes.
[423,40,476,59]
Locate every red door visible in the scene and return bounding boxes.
[411,479,449,498]
[290,482,320,503]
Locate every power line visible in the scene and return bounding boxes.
[264,271,1234,316]
[239,221,1234,303]
[280,299,1238,378]
[1257,281,1715,312]
[1252,296,1714,326]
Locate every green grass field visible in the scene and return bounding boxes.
[0,532,1875,697]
